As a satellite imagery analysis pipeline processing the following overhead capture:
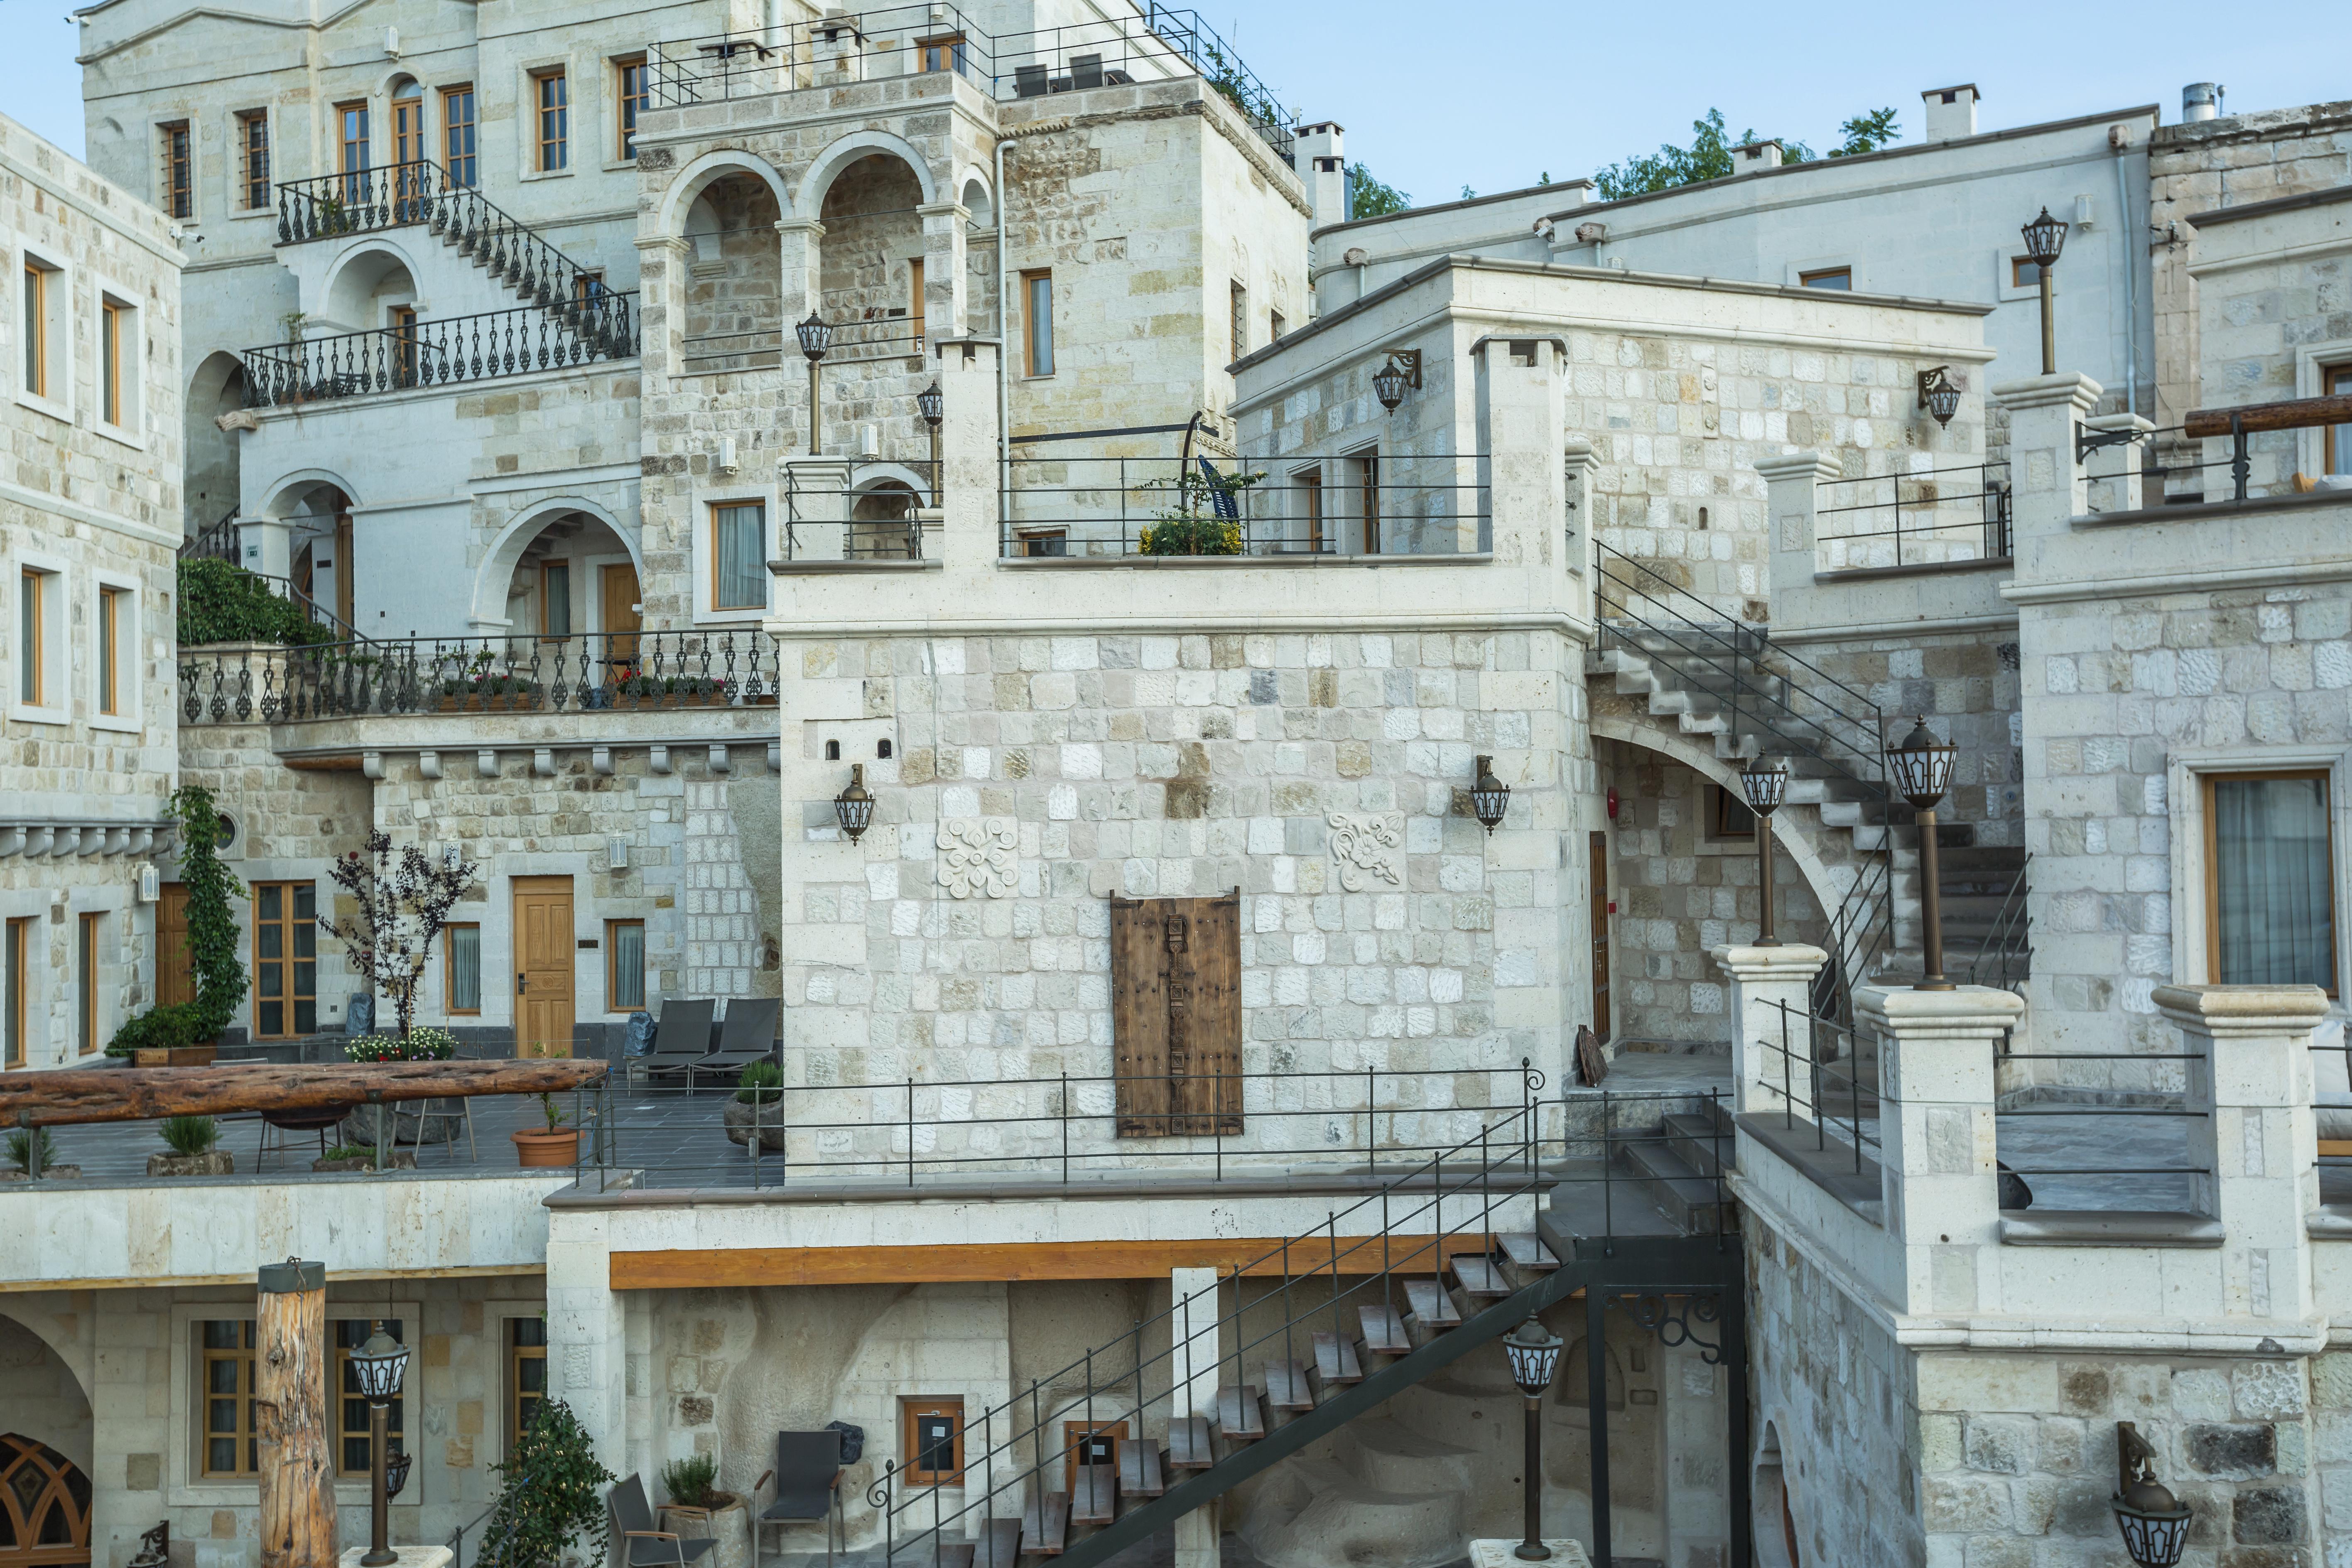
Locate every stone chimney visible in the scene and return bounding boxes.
[1732,139,1783,172]
[1920,83,1979,142]
[1297,121,1347,231]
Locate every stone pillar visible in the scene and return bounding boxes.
[778,456,853,559]
[238,514,293,580]
[633,235,691,383]
[775,218,825,324]
[936,338,1002,568]
[2080,411,2154,515]
[1756,451,1841,618]
[1563,437,1600,623]
[1170,1267,1220,1568]
[1476,336,1564,563]
[2155,984,2327,1322]
[544,1212,629,1482]
[916,201,970,346]
[1990,372,2101,570]
[1709,943,1830,1119]
[1854,984,2025,1316]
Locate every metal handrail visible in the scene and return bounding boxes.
[780,459,932,561]
[1813,461,2013,567]
[1756,998,1882,1174]
[1964,852,2033,990]
[275,160,604,315]
[240,294,636,408]
[180,506,239,563]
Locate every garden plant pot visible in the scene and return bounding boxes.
[134,1043,219,1067]
[0,1166,81,1182]
[721,1099,787,1152]
[513,1128,581,1167]
[659,1494,749,1568]
[313,1151,418,1174]
[147,1151,235,1177]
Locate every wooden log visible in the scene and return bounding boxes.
[2183,394,2352,439]
[0,1058,607,1127]
[255,1261,336,1568]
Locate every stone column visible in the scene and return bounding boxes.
[1563,437,1600,625]
[1854,984,2026,1316]
[2080,411,2154,516]
[238,514,294,580]
[916,200,970,346]
[1476,336,1564,564]
[543,1211,630,1482]
[1990,372,2101,570]
[2155,984,2327,1322]
[632,235,691,383]
[1756,451,1841,616]
[1708,943,1830,1119]
[775,217,826,325]
[1170,1267,1220,1568]
[936,338,1002,568]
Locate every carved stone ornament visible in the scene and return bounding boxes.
[1327,812,1405,893]
[937,817,1018,899]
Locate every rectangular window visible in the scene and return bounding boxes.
[711,501,766,611]
[1293,467,1322,553]
[1350,447,1381,555]
[443,86,477,187]
[606,920,645,1011]
[918,33,966,74]
[253,881,318,1038]
[200,1321,259,1478]
[2327,365,2350,476]
[1713,786,1756,839]
[1022,270,1053,377]
[534,70,569,171]
[101,300,125,428]
[22,260,53,399]
[1800,266,1852,290]
[573,271,608,303]
[614,56,648,159]
[901,1397,964,1485]
[2010,256,2043,289]
[2205,771,2338,994]
[238,110,271,209]
[5,918,29,1068]
[1270,309,1286,342]
[76,912,100,1056]
[338,101,370,188]
[510,1318,547,1445]
[1229,281,1247,363]
[336,1320,407,1477]
[541,561,572,637]
[446,923,482,1014]
[98,585,126,715]
[907,257,925,346]
[1018,530,1068,558]
[20,567,49,705]
[161,123,191,218]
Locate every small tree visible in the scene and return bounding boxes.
[1348,163,1410,220]
[320,831,479,1039]
[167,784,249,1039]
[478,1399,614,1568]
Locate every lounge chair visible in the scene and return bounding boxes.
[630,999,717,1093]
[753,1431,844,1568]
[607,1473,716,1568]
[688,997,782,1092]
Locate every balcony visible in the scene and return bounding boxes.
[240,293,637,409]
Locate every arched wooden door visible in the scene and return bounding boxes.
[0,1435,91,1568]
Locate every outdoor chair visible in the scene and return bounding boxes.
[753,1431,843,1568]
[607,1474,716,1568]
[407,1097,478,1163]
[687,997,782,1093]
[630,1000,717,1094]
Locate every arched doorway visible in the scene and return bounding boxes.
[849,478,921,559]
[185,350,248,539]
[0,1435,91,1568]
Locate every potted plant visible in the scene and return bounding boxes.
[338,1027,463,1149]
[1,1129,78,1183]
[721,1061,786,1152]
[313,1142,417,1174]
[107,1001,217,1067]
[148,1115,234,1177]
[513,1092,580,1167]
[657,1454,748,1568]
[477,1399,613,1568]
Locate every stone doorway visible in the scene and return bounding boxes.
[0,1436,91,1568]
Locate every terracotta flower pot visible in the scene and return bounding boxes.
[133,1043,219,1067]
[512,1127,581,1167]
[659,1494,748,1568]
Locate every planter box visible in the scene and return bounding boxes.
[133,1044,220,1067]
[148,1151,235,1177]
[0,1166,82,1182]
[313,1151,419,1173]
[512,1128,581,1167]
[659,1495,748,1568]
[722,1099,787,1152]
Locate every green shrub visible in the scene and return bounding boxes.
[6,1129,59,1172]
[735,1060,782,1105]
[478,1399,614,1568]
[177,558,336,647]
[321,1145,373,1163]
[159,1115,220,1156]
[659,1454,721,1510]
[105,1001,211,1056]
[167,783,249,1040]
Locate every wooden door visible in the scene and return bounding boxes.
[511,876,575,1059]
[1589,830,1612,1043]
[157,884,198,1009]
[333,513,354,629]
[599,563,642,675]
[0,1435,91,1568]
[1110,891,1241,1136]
[1061,1419,1126,1487]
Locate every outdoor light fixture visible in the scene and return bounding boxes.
[2020,206,2068,375]
[1471,755,1511,834]
[1738,756,1790,947]
[1371,349,1421,414]
[1916,366,1962,428]
[1500,1315,1565,1561]
[351,1320,412,1568]
[834,763,875,844]
[1886,717,1960,991]
[2110,1422,2193,1568]
[384,1448,413,1502]
[916,380,944,506]
[797,312,834,455]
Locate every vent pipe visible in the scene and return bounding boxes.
[2182,83,2222,122]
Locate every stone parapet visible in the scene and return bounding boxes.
[1707,942,1828,1119]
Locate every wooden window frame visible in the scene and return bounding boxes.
[1799,266,1852,291]
[161,122,192,219]
[2009,256,2043,290]
[917,33,966,74]
[900,1397,964,1485]
[442,85,477,187]
[613,56,648,161]
[98,584,125,715]
[445,923,482,1015]
[709,500,767,612]
[199,1321,260,1480]
[76,912,100,1056]
[22,260,51,400]
[1017,529,1068,558]
[20,566,50,707]
[1269,309,1286,343]
[334,1319,406,1478]
[2326,365,2351,476]
[605,919,645,1012]
[1021,270,1053,377]
[1292,466,1322,553]
[337,101,370,176]
[541,560,572,638]
[509,1318,547,1448]
[100,299,124,429]
[252,880,319,1039]
[2201,768,2340,997]
[1229,280,1247,363]
[533,69,569,172]
[907,256,925,347]
[1350,446,1381,556]
[238,110,271,209]
[4,917,29,1069]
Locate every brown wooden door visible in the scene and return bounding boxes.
[1062,1420,1126,1487]
[599,563,641,672]
[0,1434,91,1568]
[1589,830,1612,1042]
[1110,891,1241,1136]
[511,876,574,1059]
[333,513,354,628]
[157,884,198,1009]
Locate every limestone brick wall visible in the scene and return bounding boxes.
[683,174,785,373]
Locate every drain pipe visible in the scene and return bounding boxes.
[994,117,1072,538]
[2112,127,2139,416]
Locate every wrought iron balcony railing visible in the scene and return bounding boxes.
[240,293,637,408]
[276,161,604,314]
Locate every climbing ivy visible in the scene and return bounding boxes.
[167,783,249,1038]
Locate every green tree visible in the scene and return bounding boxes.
[167,783,248,1039]
[478,1399,614,1568]
[1594,106,1901,198]
[1347,164,1410,221]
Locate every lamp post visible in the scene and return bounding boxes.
[346,1320,412,1568]
[2110,1421,2193,1568]
[2020,206,2068,376]
[916,379,944,506]
[1738,756,1789,946]
[796,312,833,456]
[1499,1315,1565,1560]
[1886,716,1960,991]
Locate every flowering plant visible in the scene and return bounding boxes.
[345,1026,461,1063]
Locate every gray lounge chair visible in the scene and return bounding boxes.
[688,997,782,1091]
[607,1473,716,1568]
[630,999,717,1093]
[753,1431,842,1568]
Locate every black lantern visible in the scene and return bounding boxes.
[348,1322,410,1403]
[384,1447,413,1502]
[1500,1316,1565,1561]
[1738,756,1790,947]
[351,1321,411,1568]
[1887,717,1960,991]
[2020,207,2067,375]
[1370,350,1420,415]
[834,763,875,843]
[797,312,833,456]
[1916,366,1961,428]
[2110,1422,2192,1568]
[1471,755,1511,834]
[916,380,945,507]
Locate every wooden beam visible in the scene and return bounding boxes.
[609,1233,1495,1290]
[0,1264,547,1294]
[2183,394,2352,439]
[0,1059,608,1127]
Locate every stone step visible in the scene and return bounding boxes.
[1264,1359,1313,1412]
[1116,1439,1165,1499]
[1069,1464,1116,1525]
[1496,1231,1560,1272]
[1167,1417,1213,1470]
[1447,1253,1512,1300]
[1663,1112,1734,1180]
[1613,1133,1734,1235]
[974,1518,1023,1568]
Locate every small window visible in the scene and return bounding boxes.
[392,86,427,168]
[1269,309,1286,342]
[97,584,128,715]
[1798,267,1851,291]
[907,257,926,346]
[160,122,192,219]
[1348,447,1381,555]
[4,917,29,1068]
[542,561,572,637]
[1229,281,1247,363]
[606,920,645,1011]
[2010,256,2043,289]
[2325,365,2351,476]
[443,86,478,187]
[445,923,481,1014]
[252,881,319,1038]
[18,565,59,709]
[238,110,272,209]
[337,101,370,186]
[199,1321,260,1478]
[509,1319,547,1447]
[76,912,101,1056]
[902,1397,964,1485]
[824,739,841,761]
[533,69,569,171]
[20,257,62,402]
[710,501,766,611]
[1018,529,1068,558]
[2205,771,2337,994]
[1021,270,1053,377]
[335,1319,406,1477]
[1712,786,1756,839]
[1293,466,1323,552]
[614,56,648,159]
[876,739,893,760]
[918,33,967,74]
[100,297,130,430]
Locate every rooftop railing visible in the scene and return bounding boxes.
[241,294,637,409]
[1812,460,2012,568]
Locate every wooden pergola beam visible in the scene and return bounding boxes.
[0,1059,608,1127]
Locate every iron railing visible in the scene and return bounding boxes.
[1814,461,2011,567]
[780,458,936,562]
[240,294,637,407]
[177,629,780,724]
[1755,999,1882,1177]
[1002,454,1488,559]
[1964,852,2033,991]
[1990,1029,2208,1214]
[180,507,239,563]
[275,160,604,313]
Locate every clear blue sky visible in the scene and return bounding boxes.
[6,0,2348,198]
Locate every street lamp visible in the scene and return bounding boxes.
[796,312,834,456]
[1737,756,1789,947]
[2020,207,2068,375]
[833,763,874,844]
[1886,717,1960,991]
[1499,1315,1565,1561]
[916,380,944,506]
[2110,1422,2193,1568]
[1470,755,1511,835]
[347,1320,412,1568]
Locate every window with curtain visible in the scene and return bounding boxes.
[446,923,481,1013]
[2208,771,2337,992]
[607,920,645,1010]
[712,502,766,611]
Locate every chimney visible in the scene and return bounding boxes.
[1732,139,1783,172]
[1296,121,1347,231]
[2182,82,2222,122]
[1920,83,1979,142]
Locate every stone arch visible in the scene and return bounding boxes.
[185,350,248,532]
[1753,1419,1802,1568]
[0,1312,93,1482]
[258,468,363,520]
[955,169,993,228]
[471,496,644,631]
[796,128,937,213]
[319,239,422,332]
[656,147,794,237]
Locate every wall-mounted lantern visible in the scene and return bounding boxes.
[2110,1422,2193,1568]
[1915,366,1962,427]
[834,763,875,843]
[1371,349,1421,414]
[1471,754,1511,834]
